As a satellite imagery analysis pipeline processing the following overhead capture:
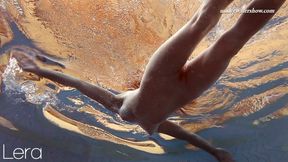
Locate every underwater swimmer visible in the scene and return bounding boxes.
[12,0,286,161]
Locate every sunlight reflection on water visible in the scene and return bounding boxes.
[0,0,288,161]
[2,57,58,105]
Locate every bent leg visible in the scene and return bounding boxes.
[185,0,286,90]
[158,121,234,162]
[142,0,233,79]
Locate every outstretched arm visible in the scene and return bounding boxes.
[12,52,122,113]
[35,68,122,113]
[158,121,234,162]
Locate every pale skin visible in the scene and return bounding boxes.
[11,0,286,162]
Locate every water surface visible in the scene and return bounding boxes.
[0,1,287,162]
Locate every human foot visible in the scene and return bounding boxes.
[214,148,235,162]
[11,51,40,73]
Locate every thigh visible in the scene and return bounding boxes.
[142,21,200,79]
[185,49,231,92]
[184,24,252,91]
[142,1,226,79]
